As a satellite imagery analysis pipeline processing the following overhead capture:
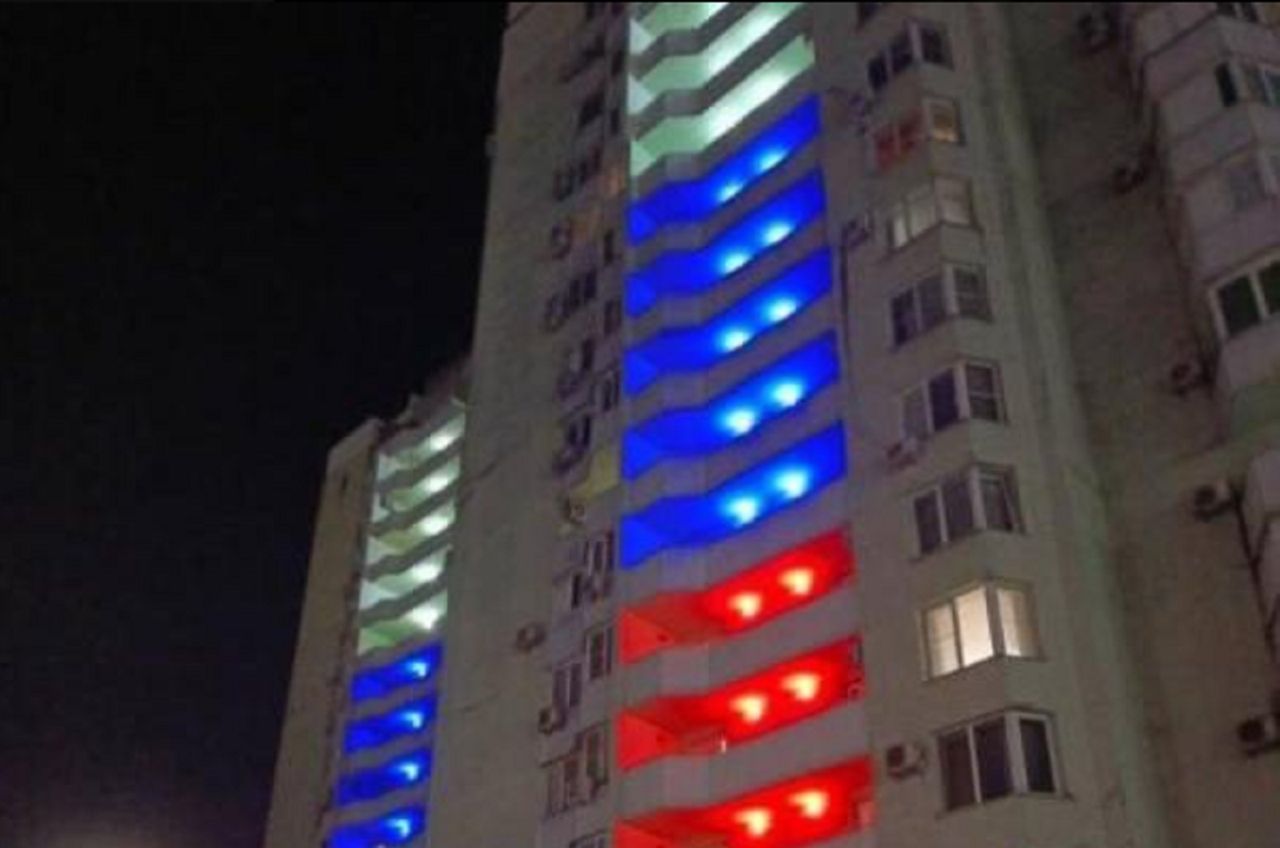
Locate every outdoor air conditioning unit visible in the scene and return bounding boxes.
[885,742,927,779]
[1192,479,1235,521]
[1168,357,1208,396]
[538,703,567,735]
[886,437,923,470]
[1237,711,1280,757]
[515,622,547,653]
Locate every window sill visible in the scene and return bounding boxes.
[922,652,1045,685]
[936,788,1074,821]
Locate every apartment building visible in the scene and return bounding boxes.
[262,370,466,848]
[266,4,1280,848]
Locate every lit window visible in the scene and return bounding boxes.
[939,712,1059,810]
[922,583,1040,678]
[890,265,991,347]
[867,20,953,92]
[901,361,1004,439]
[925,97,962,143]
[912,466,1022,555]
[884,177,974,249]
[1211,255,1280,339]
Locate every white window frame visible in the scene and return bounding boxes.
[920,582,1041,680]
[867,20,954,92]
[900,359,1005,439]
[889,264,993,348]
[885,176,975,250]
[937,711,1062,811]
[912,465,1023,556]
[1208,252,1280,340]
[1241,61,1280,106]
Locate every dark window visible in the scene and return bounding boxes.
[940,730,976,810]
[953,266,991,320]
[974,719,1012,801]
[868,55,889,92]
[1260,261,1280,314]
[579,90,605,128]
[602,229,618,265]
[603,298,623,336]
[980,470,1019,532]
[919,274,947,331]
[914,493,943,554]
[610,49,625,77]
[965,364,1001,421]
[856,2,884,26]
[609,105,622,137]
[928,372,960,430]
[919,22,951,67]
[1218,276,1261,336]
[1216,63,1239,107]
[1020,718,1056,793]
[942,475,975,540]
[889,31,914,73]
[891,290,919,346]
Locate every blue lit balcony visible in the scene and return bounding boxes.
[336,748,432,807]
[625,248,831,395]
[629,97,819,244]
[627,171,825,317]
[621,424,846,568]
[345,696,437,755]
[624,334,839,480]
[350,644,441,704]
[328,808,424,848]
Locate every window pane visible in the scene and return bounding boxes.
[868,55,889,91]
[953,266,992,320]
[907,185,938,237]
[937,177,972,225]
[1216,63,1239,106]
[889,205,910,248]
[919,23,951,67]
[1020,718,1057,793]
[965,364,1001,421]
[915,492,943,554]
[980,471,1018,531]
[928,371,960,431]
[974,719,1012,801]
[891,290,919,345]
[1241,63,1267,102]
[1266,70,1280,107]
[998,587,1038,657]
[942,475,976,540]
[890,31,914,74]
[903,387,930,439]
[1259,261,1280,315]
[1218,276,1262,337]
[1225,159,1266,210]
[940,730,976,810]
[955,588,994,666]
[919,274,947,329]
[925,604,960,677]
[926,98,961,143]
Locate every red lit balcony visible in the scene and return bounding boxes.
[618,639,863,771]
[620,532,852,664]
[615,758,873,848]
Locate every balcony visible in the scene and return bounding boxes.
[1139,9,1280,104]
[376,413,465,487]
[335,747,431,808]
[327,807,425,848]
[365,501,456,569]
[1216,315,1280,418]
[620,531,852,663]
[343,695,436,756]
[357,588,447,657]
[616,754,873,848]
[350,643,441,705]
[631,3,733,58]
[1187,197,1280,286]
[360,546,450,611]
[619,639,863,771]
[620,424,846,568]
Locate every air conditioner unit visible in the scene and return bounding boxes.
[1168,358,1208,396]
[515,622,547,653]
[886,437,923,470]
[1076,8,1116,53]
[538,703,567,734]
[885,741,927,779]
[1237,712,1280,756]
[1192,479,1236,520]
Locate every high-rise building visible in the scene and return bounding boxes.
[263,369,466,848]
[265,4,1280,848]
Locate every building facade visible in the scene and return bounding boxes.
[263,370,466,848]
[266,4,1280,848]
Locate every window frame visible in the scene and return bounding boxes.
[1209,253,1280,340]
[920,581,1041,680]
[867,19,954,92]
[884,176,975,250]
[889,264,993,348]
[899,359,1006,439]
[911,465,1023,556]
[937,711,1062,811]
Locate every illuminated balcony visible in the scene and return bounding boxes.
[625,334,839,481]
[615,758,873,848]
[620,532,852,663]
[632,35,815,178]
[631,3,731,56]
[350,643,441,704]
[357,589,447,656]
[365,501,456,568]
[328,808,424,848]
[360,545,449,611]
[620,424,846,569]
[630,97,820,244]
[619,639,862,771]
[336,748,431,807]
[627,171,825,317]
[344,696,437,755]
[376,414,465,485]
[375,456,461,517]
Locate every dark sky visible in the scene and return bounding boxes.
[0,5,504,847]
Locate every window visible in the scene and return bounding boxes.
[586,624,613,680]
[578,89,604,129]
[867,20,954,91]
[873,100,960,171]
[610,48,625,78]
[856,2,884,26]
[583,724,609,789]
[1212,256,1280,338]
[938,712,1059,811]
[609,105,622,137]
[602,229,618,265]
[1223,61,1280,107]
[546,726,607,814]
[1218,2,1261,22]
[922,583,1040,679]
[1217,62,1240,107]
[585,529,615,596]
[901,361,1004,439]
[925,97,962,144]
[596,366,622,412]
[571,832,608,848]
[602,298,623,336]
[546,751,582,815]
[912,466,1022,555]
[553,659,583,710]
[890,265,991,347]
[885,177,974,249]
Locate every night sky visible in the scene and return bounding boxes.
[1,5,505,846]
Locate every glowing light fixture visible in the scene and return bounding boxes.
[420,513,452,536]
[395,760,424,783]
[757,147,789,173]
[774,468,811,499]
[722,407,759,436]
[728,591,764,621]
[720,251,750,275]
[428,431,456,452]
[761,221,794,246]
[781,672,821,702]
[734,808,774,838]
[778,567,815,597]
[717,180,746,203]
[718,327,753,352]
[725,496,762,526]
[764,297,798,322]
[769,381,804,408]
[425,473,450,494]
[405,659,431,679]
[409,605,442,631]
[400,710,425,730]
[730,693,769,724]
[789,789,830,819]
